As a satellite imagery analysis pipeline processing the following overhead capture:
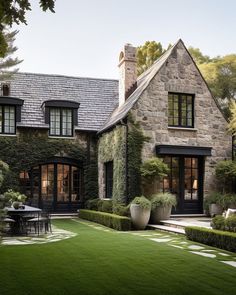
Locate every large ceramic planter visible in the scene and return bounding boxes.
[151,205,172,224]
[209,203,223,217]
[130,204,151,230]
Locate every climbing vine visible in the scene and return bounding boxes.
[98,125,126,203]
[0,130,98,199]
[127,115,149,202]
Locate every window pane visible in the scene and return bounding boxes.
[50,108,60,135]
[71,166,79,202]
[0,106,2,133]
[62,109,72,136]
[4,106,15,134]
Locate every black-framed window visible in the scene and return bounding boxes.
[0,105,16,134]
[105,161,113,199]
[168,93,194,128]
[49,108,73,137]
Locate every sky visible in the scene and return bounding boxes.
[12,0,236,80]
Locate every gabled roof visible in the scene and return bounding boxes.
[98,40,180,133]
[3,72,118,131]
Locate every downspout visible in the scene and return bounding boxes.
[120,119,129,204]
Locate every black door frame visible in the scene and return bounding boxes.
[176,155,204,214]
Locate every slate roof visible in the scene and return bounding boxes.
[3,72,119,131]
[98,40,179,133]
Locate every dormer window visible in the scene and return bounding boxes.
[50,108,73,136]
[1,84,10,96]
[42,100,80,138]
[0,105,15,134]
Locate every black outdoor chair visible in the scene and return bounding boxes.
[27,212,52,234]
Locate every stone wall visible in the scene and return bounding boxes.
[130,41,232,194]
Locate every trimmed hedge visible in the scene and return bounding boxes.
[185,226,236,252]
[79,209,131,231]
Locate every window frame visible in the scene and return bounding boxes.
[49,107,73,137]
[168,93,194,128]
[105,161,113,199]
[0,105,16,135]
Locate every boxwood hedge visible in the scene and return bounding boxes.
[185,226,236,252]
[79,209,131,231]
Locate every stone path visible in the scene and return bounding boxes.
[0,225,77,246]
[73,219,236,269]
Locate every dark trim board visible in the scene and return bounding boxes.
[156,145,212,156]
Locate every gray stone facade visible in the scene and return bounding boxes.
[130,41,231,194]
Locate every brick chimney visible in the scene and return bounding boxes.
[118,44,137,106]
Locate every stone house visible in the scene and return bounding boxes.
[0,39,232,214]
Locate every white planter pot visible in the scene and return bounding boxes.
[209,203,223,217]
[151,205,172,224]
[130,204,151,230]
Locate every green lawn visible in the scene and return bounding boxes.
[0,219,235,295]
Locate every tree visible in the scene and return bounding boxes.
[188,47,213,64]
[0,29,22,80]
[0,0,55,57]
[137,41,165,75]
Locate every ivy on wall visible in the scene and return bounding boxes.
[98,125,126,203]
[127,115,149,202]
[0,130,98,200]
[98,115,148,204]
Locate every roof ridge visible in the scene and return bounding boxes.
[13,71,119,82]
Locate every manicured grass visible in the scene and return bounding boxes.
[0,219,236,295]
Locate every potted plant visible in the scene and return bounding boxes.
[130,196,151,230]
[204,192,223,217]
[3,190,27,209]
[150,193,177,223]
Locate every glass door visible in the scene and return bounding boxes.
[162,156,203,214]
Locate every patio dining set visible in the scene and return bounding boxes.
[2,205,52,236]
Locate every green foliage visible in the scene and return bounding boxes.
[141,158,169,181]
[204,192,224,210]
[185,226,236,252]
[0,160,9,188]
[127,116,149,202]
[131,196,151,210]
[0,29,22,80]
[85,198,100,211]
[211,215,226,231]
[188,47,213,64]
[215,160,236,192]
[0,133,98,199]
[137,41,165,75]
[0,1,55,57]
[151,193,177,209]
[97,199,113,213]
[79,209,131,231]
[4,189,27,203]
[228,100,236,135]
[225,215,236,233]
[112,202,130,217]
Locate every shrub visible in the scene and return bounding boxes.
[215,160,236,192]
[131,196,151,209]
[151,193,177,209]
[112,202,130,216]
[140,158,169,181]
[79,209,131,231]
[85,198,100,211]
[211,215,225,230]
[99,200,113,213]
[185,226,236,252]
[3,189,27,204]
[221,194,236,210]
[225,215,236,233]
[204,192,223,210]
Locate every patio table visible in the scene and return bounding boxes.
[5,205,42,235]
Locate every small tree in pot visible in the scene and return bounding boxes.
[150,193,177,224]
[130,196,151,230]
[140,158,169,196]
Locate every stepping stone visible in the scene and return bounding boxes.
[179,241,188,244]
[190,251,216,258]
[221,261,236,268]
[170,244,183,249]
[150,238,173,243]
[139,234,154,237]
[202,250,215,252]
[188,245,205,250]
[218,252,230,257]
